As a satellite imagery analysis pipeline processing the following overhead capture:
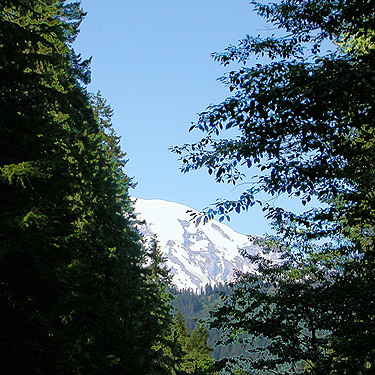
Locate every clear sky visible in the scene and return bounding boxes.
[74,0,298,235]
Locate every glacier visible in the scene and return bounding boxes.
[133,198,264,291]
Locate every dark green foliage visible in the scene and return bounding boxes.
[168,311,215,375]
[0,2,172,374]
[173,285,245,361]
[208,237,375,374]
[172,0,375,233]
[184,325,213,374]
[139,236,178,375]
[173,284,231,331]
[173,0,375,374]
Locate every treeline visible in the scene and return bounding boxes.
[3,1,375,374]
[173,284,248,361]
[0,2,213,374]
[173,283,232,328]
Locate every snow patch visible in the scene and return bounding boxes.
[133,198,262,291]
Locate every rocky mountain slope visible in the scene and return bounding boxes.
[133,198,267,291]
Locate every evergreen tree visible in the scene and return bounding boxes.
[184,325,214,375]
[139,235,177,374]
[174,311,190,348]
[147,234,174,285]
[0,1,154,374]
[172,311,191,372]
[167,312,215,375]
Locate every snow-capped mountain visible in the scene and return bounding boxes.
[133,198,264,291]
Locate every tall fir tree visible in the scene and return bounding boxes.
[0,1,159,374]
[184,325,214,375]
[166,311,215,375]
[141,235,178,374]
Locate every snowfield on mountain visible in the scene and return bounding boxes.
[133,198,269,291]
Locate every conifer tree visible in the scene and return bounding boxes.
[0,1,153,374]
[184,325,214,375]
[167,312,215,375]
[139,235,177,374]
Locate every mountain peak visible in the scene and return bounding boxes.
[133,198,262,291]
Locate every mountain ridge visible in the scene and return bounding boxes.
[133,198,264,291]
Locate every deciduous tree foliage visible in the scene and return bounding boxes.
[0,2,171,374]
[173,0,375,374]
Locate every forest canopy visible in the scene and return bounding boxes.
[1,0,374,374]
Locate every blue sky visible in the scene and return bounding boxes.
[74,0,298,235]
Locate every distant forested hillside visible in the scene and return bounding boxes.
[173,284,246,360]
